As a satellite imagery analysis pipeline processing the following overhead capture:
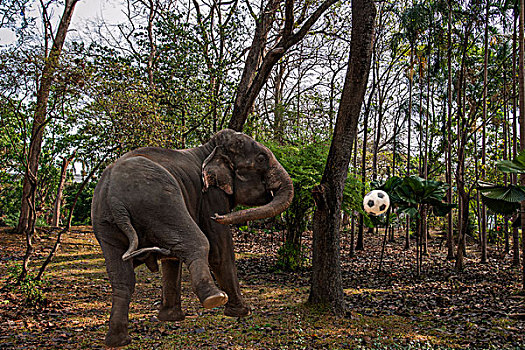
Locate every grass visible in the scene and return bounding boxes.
[0,226,523,349]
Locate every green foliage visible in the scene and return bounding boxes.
[496,150,525,174]
[267,141,368,271]
[0,97,27,226]
[5,263,48,307]
[81,45,171,154]
[267,141,328,234]
[274,242,308,272]
[64,181,97,225]
[267,141,326,271]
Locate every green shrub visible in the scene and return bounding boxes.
[266,141,368,271]
[5,263,48,307]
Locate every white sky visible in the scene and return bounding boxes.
[0,0,126,46]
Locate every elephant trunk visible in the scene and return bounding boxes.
[213,160,294,225]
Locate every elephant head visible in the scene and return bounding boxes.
[202,129,294,225]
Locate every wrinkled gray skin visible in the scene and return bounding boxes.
[91,129,294,347]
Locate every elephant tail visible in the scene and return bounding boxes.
[109,197,170,261]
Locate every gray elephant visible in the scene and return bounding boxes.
[91,129,294,347]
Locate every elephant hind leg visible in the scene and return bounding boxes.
[106,289,133,347]
[95,226,136,347]
[158,259,185,321]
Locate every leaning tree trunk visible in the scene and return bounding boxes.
[51,152,76,227]
[309,0,376,315]
[17,0,78,282]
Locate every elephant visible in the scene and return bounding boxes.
[91,129,294,347]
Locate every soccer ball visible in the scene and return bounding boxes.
[363,190,390,216]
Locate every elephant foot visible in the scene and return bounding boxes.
[158,307,185,322]
[105,327,131,348]
[202,292,228,309]
[224,304,251,317]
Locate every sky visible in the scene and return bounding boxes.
[0,0,125,46]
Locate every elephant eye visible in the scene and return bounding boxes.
[256,154,266,163]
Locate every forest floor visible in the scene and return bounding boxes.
[0,226,524,349]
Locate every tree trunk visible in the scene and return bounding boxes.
[480,0,490,264]
[51,153,76,227]
[512,9,520,267]
[309,0,376,315]
[17,0,78,281]
[503,70,510,255]
[446,0,455,260]
[273,60,286,143]
[454,21,472,271]
[404,45,414,251]
[357,61,375,252]
[518,0,525,289]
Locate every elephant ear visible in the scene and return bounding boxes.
[202,146,234,195]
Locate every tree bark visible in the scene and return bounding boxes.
[454,21,472,271]
[404,44,414,251]
[309,0,376,314]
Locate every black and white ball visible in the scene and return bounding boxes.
[363,190,390,216]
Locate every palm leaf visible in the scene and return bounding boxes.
[496,160,525,174]
[481,195,520,215]
[478,184,525,203]
[397,206,419,219]
[431,202,456,217]
[496,149,525,173]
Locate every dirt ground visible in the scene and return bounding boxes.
[0,226,524,349]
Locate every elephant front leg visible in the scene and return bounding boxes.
[208,241,251,317]
[187,258,229,309]
[212,258,251,317]
[158,259,185,321]
[153,224,228,310]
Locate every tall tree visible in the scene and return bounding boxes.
[446,0,455,260]
[16,0,78,280]
[518,0,525,289]
[309,0,376,314]
[480,0,490,264]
